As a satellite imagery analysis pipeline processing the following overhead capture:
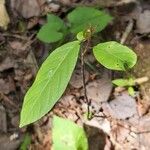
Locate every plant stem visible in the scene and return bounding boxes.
[81,37,91,120]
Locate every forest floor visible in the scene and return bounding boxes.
[0,0,150,149]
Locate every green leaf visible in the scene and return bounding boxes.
[37,14,66,43]
[20,41,80,127]
[76,31,86,42]
[52,116,88,150]
[112,78,135,87]
[128,86,135,96]
[67,7,112,34]
[47,14,67,32]
[37,23,63,43]
[93,41,137,71]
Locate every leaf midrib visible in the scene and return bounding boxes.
[25,44,78,115]
[71,13,107,32]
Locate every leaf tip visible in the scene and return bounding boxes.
[19,117,26,128]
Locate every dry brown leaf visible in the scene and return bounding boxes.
[0,57,15,72]
[136,10,150,34]
[94,0,136,7]
[11,0,42,18]
[85,78,112,103]
[0,134,22,150]
[102,94,137,120]
[0,78,15,94]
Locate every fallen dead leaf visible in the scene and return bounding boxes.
[103,94,137,120]
[93,0,137,7]
[48,3,60,12]
[85,78,112,103]
[84,123,113,150]
[9,41,29,57]
[0,57,15,72]
[139,115,150,132]
[137,99,150,116]
[59,0,78,5]
[136,10,150,34]
[85,118,111,134]
[11,0,43,18]
[0,134,22,150]
[0,78,15,94]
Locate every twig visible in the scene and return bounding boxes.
[2,33,29,40]
[135,76,149,85]
[120,19,133,44]
[2,32,37,42]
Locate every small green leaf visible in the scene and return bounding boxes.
[47,14,67,32]
[52,116,88,150]
[67,7,112,34]
[93,41,137,71]
[20,41,80,127]
[128,86,135,96]
[37,14,66,43]
[47,14,64,28]
[112,78,135,87]
[37,23,63,43]
[76,31,85,42]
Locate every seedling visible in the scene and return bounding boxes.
[19,7,137,149]
[112,77,148,96]
[20,7,137,128]
[112,78,136,96]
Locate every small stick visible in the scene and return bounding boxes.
[120,19,133,44]
[2,33,29,40]
[135,76,149,85]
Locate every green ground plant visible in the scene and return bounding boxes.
[112,78,136,96]
[52,116,88,150]
[19,6,137,150]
